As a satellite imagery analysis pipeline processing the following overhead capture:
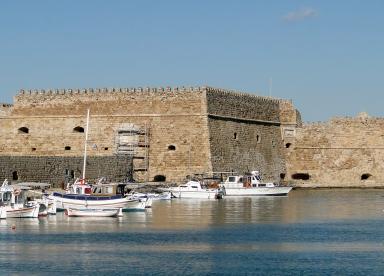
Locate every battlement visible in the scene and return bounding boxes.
[205,86,282,104]
[17,86,206,96]
[16,85,282,103]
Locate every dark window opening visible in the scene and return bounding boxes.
[285,143,292,148]
[31,147,36,151]
[154,175,166,182]
[12,171,18,181]
[256,135,260,143]
[292,173,310,180]
[280,173,286,180]
[234,132,237,140]
[168,145,176,151]
[104,147,109,151]
[361,173,372,180]
[65,146,71,150]
[70,170,75,178]
[18,127,29,134]
[73,126,84,133]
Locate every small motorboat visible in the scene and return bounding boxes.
[65,207,122,217]
[0,179,40,219]
[167,180,222,199]
[220,171,292,196]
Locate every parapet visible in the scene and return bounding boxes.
[16,85,284,102]
[17,86,206,96]
[204,86,282,104]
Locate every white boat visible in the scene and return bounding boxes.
[0,179,40,219]
[50,179,147,211]
[168,180,222,199]
[220,171,292,196]
[154,192,172,200]
[15,182,56,215]
[65,207,121,217]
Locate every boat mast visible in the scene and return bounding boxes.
[82,108,90,180]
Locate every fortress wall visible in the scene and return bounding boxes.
[13,87,205,116]
[0,156,132,187]
[205,87,281,122]
[286,115,384,187]
[1,87,212,183]
[205,89,286,182]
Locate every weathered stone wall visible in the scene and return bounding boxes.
[286,113,384,187]
[206,88,286,182]
[206,88,281,122]
[0,86,302,185]
[0,155,132,187]
[1,87,212,183]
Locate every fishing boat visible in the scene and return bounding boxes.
[0,179,40,218]
[168,180,222,199]
[50,180,146,211]
[65,207,121,217]
[220,171,292,196]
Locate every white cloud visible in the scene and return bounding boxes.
[283,7,317,22]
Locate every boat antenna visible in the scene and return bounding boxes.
[82,108,90,180]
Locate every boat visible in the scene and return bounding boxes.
[152,191,172,200]
[65,207,121,217]
[50,180,146,211]
[168,180,222,199]
[16,182,57,216]
[220,171,292,196]
[0,179,40,218]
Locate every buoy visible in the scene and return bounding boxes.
[11,224,16,230]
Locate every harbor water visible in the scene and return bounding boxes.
[1,189,384,275]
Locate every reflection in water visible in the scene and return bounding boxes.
[1,189,384,275]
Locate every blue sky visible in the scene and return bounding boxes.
[0,1,383,122]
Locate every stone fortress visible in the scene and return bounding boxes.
[0,86,382,188]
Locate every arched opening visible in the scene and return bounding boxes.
[154,175,166,182]
[73,126,84,133]
[31,147,36,151]
[285,143,292,148]
[65,146,71,150]
[12,171,18,181]
[280,173,286,180]
[291,173,310,180]
[18,127,29,134]
[361,173,372,180]
[234,132,237,140]
[168,145,176,151]
[104,147,109,151]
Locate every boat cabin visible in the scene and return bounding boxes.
[0,180,29,207]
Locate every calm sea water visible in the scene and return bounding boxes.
[1,189,384,275]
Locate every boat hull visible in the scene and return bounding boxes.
[51,194,145,211]
[4,205,40,218]
[222,186,292,196]
[171,190,220,199]
[66,208,120,217]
